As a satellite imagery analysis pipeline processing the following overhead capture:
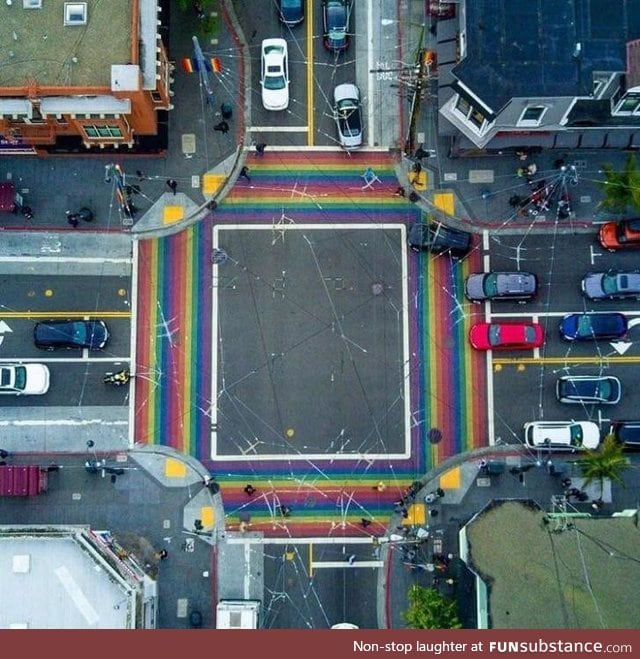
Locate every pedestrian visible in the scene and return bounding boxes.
[591,499,604,511]
[135,169,145,181]
[561,477,572,489]
[393,186,406,197]
[239,166,251,182]
[244,484,256,496]
[21,206,33,219]
[0,449,9,459]
[155,549,168,560]
[347,554,356,565]
[214,120,229,134]
[278,505,291,517]
[360,518,372,528]
[374,481,386,492]
[425,492,437,504]
[166,179,178,195]
[66,212,79,228]
[255,142,266,156]
[194,2,205,19]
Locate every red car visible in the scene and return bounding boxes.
[469,321,544,350]
[598,219,640,250]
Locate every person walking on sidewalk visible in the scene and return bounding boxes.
[66,211,80,228]
[239,166,251,182]
[255,142,266,156]
[166,179,178,195]
[214,120,230,134]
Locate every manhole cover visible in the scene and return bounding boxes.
[427,428,442,444]
[372,283,384,295]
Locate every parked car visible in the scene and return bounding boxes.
[260,38,289,111]
[0,363,50,395]
[555,375,621,404]
[322,0,351,52]
[469,321,544,351]
[609,420,640,448]
[34,319,109,350]
[598,218,640,251]
[523,421,601,450]
[581,270,640,300]
[333,83,362,150]
[464,271,537,303]
[408,222,472,257]
[559,312,628,341]
[277,0,304,25]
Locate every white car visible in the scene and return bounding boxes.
[0,363,50,395]
[523,421,600,451]
[333,83,362,149]
[261,38,289,111]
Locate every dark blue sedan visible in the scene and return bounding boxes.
[322,0,351,52]
[559,313,628,341]
[278,0,304,26]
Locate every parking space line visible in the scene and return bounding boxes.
[307,0,314,146]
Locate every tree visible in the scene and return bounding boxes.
[577,434,630,499]
[597,154,640,214]
[403,584,462,629]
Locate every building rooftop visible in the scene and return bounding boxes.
[455,0,640,112]
[0,527,135,629]
[466,500,640,629]
[0,0,132,88]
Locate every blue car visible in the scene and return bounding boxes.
[278,0,304,26]
[322,0,351,52]
[559,313,628,341]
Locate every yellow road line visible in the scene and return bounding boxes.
[493,355,640,365]
[0,311,131,318]
[307,0,314,146]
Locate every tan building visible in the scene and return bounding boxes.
[0,0,172,155]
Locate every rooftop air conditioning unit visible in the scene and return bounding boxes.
[64,2,87,25]
[23,0,43,8]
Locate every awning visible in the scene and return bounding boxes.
[578,131,606,148]
[40,96,131,116]
[0,99,31,118]
[553,132,580,149]
[605,131,633,148]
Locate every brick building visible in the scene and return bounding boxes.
[0,0,172,155]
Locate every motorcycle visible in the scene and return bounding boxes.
[103,369,131,386]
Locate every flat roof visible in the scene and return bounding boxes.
[0,531,131,628]
[466,501,640,629]
[0,0,132,88]
[455,0,640,112]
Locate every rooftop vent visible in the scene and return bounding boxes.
[23,0,43,8]
[64,2,87,25]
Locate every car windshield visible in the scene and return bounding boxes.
[0,367,10,387]
[601,274,619,294]
[569,424,583,447]
[482,274,499,296]
[576,315,595,336]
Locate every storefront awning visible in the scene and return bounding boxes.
[39,96,131,116]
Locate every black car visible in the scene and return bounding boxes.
[408,222,472,257]
[558,313,628,341]
[464,271,537,303]
[322,0,350,52]
[609,421,640,448]
[34,319,109,350]
[277,0,304,26]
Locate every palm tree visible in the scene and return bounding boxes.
[403,585,462,629]
[597,154,640,214]
[577,434,630,500]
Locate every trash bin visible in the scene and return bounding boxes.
[484,460,506,475]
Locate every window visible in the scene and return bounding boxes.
[518,105,547,127]
[64,3,87,25]
[452,94,490,134]
[613,92,640,115]
[82,124,123,140]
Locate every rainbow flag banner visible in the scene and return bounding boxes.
[134,150,487,536]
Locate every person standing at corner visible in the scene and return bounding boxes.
[166,179,178,195]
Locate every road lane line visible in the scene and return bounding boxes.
[307,0,314,145]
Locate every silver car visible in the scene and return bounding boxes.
[465,271,537,303]
[333,83,362,150]
[581,270,640,300]
[556,375,621,404]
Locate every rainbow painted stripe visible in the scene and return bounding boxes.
[134,150,487,536]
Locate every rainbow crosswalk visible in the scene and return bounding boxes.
[134,150,487,536]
